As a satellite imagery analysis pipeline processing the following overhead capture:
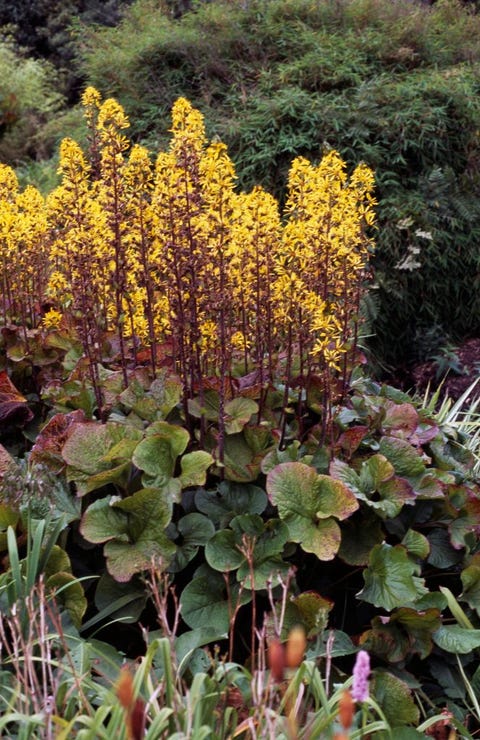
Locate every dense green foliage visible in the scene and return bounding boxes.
[0,0,133,99]
[2,332,480,734]
[0,40,65,165]
[75,0,480,371]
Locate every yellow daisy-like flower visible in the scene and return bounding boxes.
[42,308,63,330]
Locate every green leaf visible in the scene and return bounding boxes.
[62,422,142,495]
[94,573,147,624]
[62,422,111,475]
[187,391,220,421]
[45,545,72,575]
[365,608,441,663]
[221,433,265,482]
[84,462,131,495]
[169,513,215,573]
[180,571,250,631]
[81,488,175,581]
[378,437,426,477]
[175,627,228,675]
[150,374,183,417]
[331,455,415,519]
[313,629,357,658]
[382,401,419,438]
[179,451,213,489]
[292,591,333,637]
[224,397,258,434]
[132,434,179,481]
[261,440,312,475]
[145,421,190,454]
[237,555,289,590]
[205,529,244,572]
[205,514,290,589]
[119,372,182,421]
[359,543,428,611]
[432,625,480,654]
[266,462,358,560]
[46,572,87,629]
[427,656,465,700]
[448,494,480,549]
[0,503,19,531]
[338,513,384,566]
[402,529,430,560]
[372,671,419,727]
[389,730,424,740]
[195,482,267,526]
[427,528,463,569]
[80,498,129,543]
[461,559,480,617]
[361,454,396,490]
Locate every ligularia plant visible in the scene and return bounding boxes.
[2,89,376,452]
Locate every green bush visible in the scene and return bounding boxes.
[0,40,65,164]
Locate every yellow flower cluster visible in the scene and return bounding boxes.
[0,165,49,327]
[1,88,376,407]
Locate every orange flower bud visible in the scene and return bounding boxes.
[116,667,134,710]
[285,625,306,669]
[268,638,285,681]
[338,690,355,730]
[116,667,146,740]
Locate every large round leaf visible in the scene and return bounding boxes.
[168,513,215,573]
[359,543,428,611]
[266,462,358,560]
[81,488,175,582]
[195,481,267,526]
[179,451,213,489]
[224,397,258,434]
[132,435,177,481]
[205,514,290,589]
[372,672,419,727]
[180,571,251,631]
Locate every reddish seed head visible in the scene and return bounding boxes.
[129,697,146,740]
[268,638,285,681]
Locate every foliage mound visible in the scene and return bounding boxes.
[0,91,480,736]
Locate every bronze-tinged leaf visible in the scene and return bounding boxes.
[0,371,33,426]
[382,401,419,438]
[30,409,87,473]
[336,426,369,457]
[0,443,14,479]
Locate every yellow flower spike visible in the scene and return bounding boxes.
[0,163,19,197]
[97,98,130,137]
[170,96,206,157]
[82,86,102,111]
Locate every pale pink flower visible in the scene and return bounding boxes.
[351,650,370,702]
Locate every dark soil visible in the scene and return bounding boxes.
[410,338,480,401]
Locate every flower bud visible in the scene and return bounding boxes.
[268,638,285,681]
[285,625,307,668]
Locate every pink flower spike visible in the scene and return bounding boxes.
[351,650,370,702]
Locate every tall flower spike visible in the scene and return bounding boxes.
[351,649,370,703]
